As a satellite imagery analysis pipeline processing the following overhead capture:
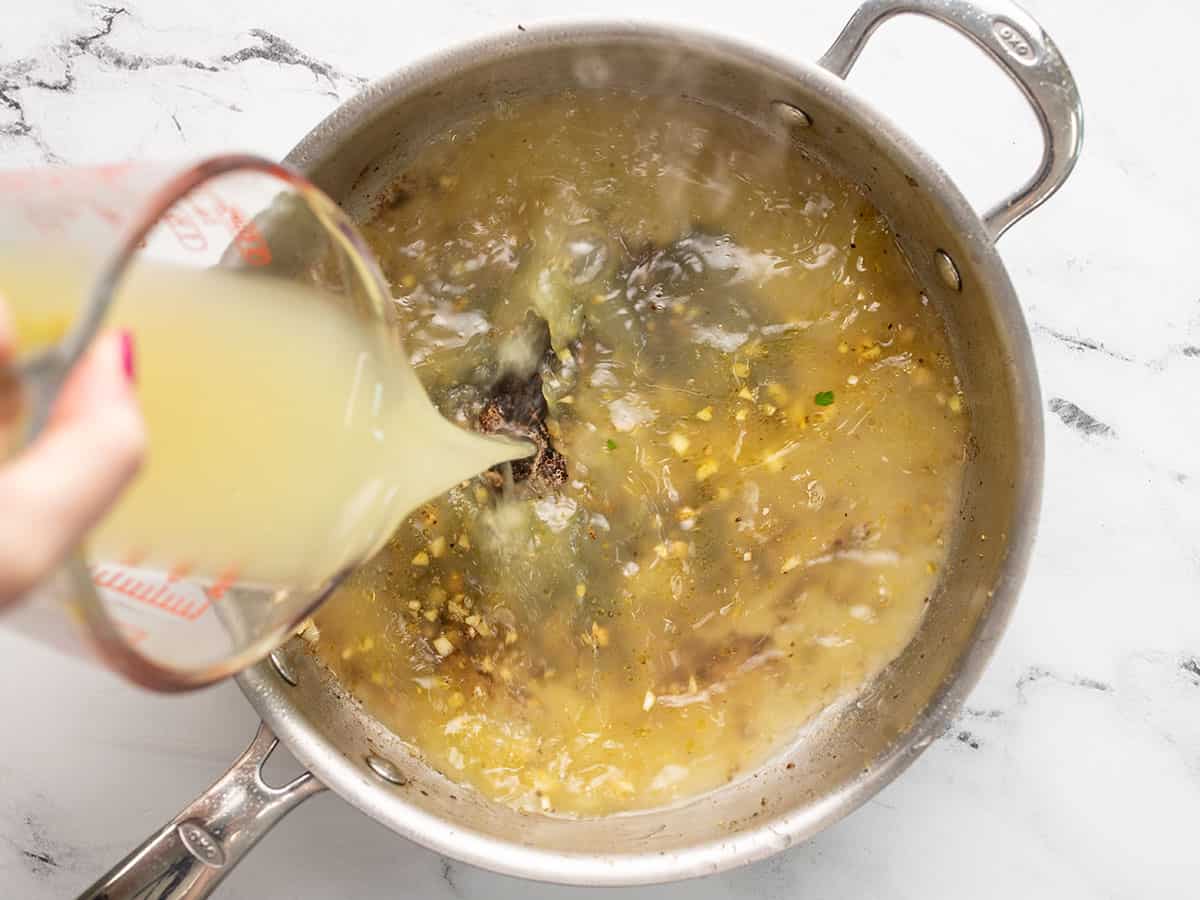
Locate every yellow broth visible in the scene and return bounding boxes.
[308,92,968,815]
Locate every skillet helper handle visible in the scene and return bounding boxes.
[77,724,325,900]
[818,0,1083,241]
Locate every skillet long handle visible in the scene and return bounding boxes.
[77,723,325,900]
[819,0,1083,241]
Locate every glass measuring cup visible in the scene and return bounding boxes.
[0,156,516,690]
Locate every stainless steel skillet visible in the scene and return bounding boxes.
[83,1,1080,894]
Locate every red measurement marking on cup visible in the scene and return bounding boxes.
[162,209,208,252]
[89,199,125,229]
[26,204,79,237]
[93,162,135,186]
[185,189,229,227]
[185,189,271,266]
[166,561,194,581]
[204,565,240,602]
[0,170,40,191]
[92,564,211,622]
[225,205,272,267]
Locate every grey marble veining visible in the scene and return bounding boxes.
[1,1,1197,897]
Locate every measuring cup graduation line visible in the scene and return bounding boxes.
[92,565,210,622]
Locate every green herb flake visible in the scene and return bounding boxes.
[814,390,835,407]
[605,438,618,451]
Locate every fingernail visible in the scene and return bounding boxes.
[119,330,136,384]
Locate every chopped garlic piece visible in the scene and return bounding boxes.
[295,619,320,642]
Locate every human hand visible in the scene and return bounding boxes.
[0,301,145,607]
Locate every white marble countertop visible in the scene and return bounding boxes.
[1,1,1197,897]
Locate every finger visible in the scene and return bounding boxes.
[0,296,12,365]
[0,299,16,426]
[0,331,145,605]
[48,329,137,428]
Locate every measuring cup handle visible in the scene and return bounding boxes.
[77,723,325,900]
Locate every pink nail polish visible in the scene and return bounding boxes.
[119,330,136,384]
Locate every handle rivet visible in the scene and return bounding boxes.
[934,249,962,292]
[771,100,812,128]
[366,753,408,785]
[268,649,298,686]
